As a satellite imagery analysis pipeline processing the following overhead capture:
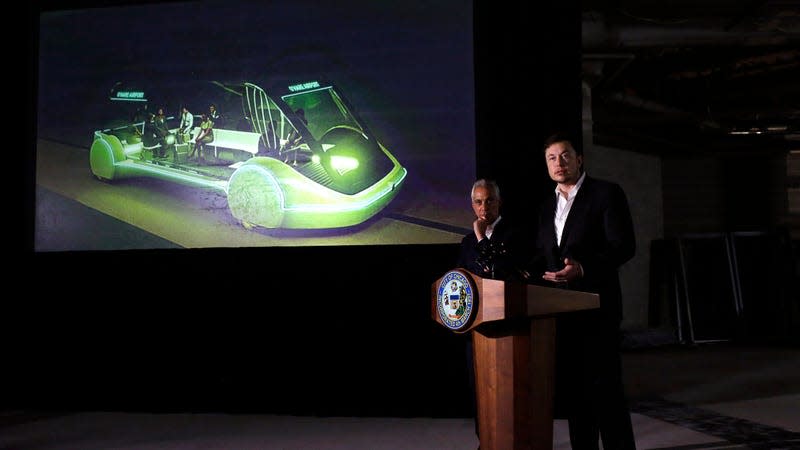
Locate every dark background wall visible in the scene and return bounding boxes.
[662,154,789,236]
[475,3,582,220]
[13,0,581,417]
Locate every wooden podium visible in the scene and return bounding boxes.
[431,269,599,450]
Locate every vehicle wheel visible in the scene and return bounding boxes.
[90,133,126,181]
[227,164,285,229]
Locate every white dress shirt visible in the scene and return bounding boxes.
[554,172,586,246]
[484,216,501,240]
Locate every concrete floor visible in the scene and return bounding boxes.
[2,343,798,449]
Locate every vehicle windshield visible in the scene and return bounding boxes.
[281,86,361,140]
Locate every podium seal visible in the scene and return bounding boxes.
[436,269,477,331]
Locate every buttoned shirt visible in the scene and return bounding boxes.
[554,171,586,246]
[484,216,501,240]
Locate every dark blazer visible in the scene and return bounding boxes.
[529,174,638,447]
[530,175,635,322]
[458,217,526,281]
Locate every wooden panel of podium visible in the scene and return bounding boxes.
[431,269,599,450]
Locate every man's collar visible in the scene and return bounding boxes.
[554,172,587,198]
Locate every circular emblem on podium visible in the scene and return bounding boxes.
[436,269,477,331]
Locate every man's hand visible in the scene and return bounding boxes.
[473,218,489,241]
[542,258,583,283]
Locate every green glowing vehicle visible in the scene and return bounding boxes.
[90,80,407,230]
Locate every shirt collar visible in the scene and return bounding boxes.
[486,215,502,237]
[489,215,502,229]
[554,171,587,200]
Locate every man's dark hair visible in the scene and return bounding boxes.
[543,132,582,156]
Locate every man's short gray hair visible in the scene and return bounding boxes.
[471,178,501,200]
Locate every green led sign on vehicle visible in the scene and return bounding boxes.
[287,81,321,92]
[111,91,147,101]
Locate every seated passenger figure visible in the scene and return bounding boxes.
[190,113,214,161]
[209,104,222,129]
[179,106,194,142]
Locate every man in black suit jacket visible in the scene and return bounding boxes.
[529,133,637,450]
[458,178,526,280]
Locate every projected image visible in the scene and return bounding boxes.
[36,1,476,250]
[93,79,407,230]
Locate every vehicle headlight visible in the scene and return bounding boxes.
[330,155,359,176]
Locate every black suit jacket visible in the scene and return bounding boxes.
[458,217,526,281]
[529,175,635,322]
